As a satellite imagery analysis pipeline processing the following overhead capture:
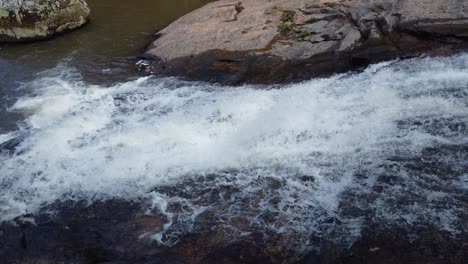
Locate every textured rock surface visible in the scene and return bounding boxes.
[1,198,466,263]
[0,0,90,43]
[143,0,468,84]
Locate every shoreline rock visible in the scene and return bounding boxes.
[0,0,90,43]
[142,0,468,84]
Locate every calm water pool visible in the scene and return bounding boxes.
[0,0,213,133]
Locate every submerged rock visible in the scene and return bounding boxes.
[143,0,468,84]
[1,140,467,263]
[0,0,90,43]
[1,197,466,263]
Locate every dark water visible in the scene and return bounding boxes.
[0,0,213,133]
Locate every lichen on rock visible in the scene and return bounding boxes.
[0,0,90,43]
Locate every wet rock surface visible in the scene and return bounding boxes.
[142,0,468,84]
[0,0,90,43]
[1,142,467,263]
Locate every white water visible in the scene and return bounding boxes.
[0,54,467,248]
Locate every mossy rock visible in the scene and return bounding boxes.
[0,0,90,43]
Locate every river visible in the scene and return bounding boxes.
[0,0,467,258]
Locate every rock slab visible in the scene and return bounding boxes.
[143,0,468,84]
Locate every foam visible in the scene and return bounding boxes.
[0,132,16,144]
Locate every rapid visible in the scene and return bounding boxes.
[0,54,467,248]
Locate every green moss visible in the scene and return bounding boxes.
[299,29,312,39]
[278,21,293,33]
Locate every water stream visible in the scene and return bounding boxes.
[0,0,467,252]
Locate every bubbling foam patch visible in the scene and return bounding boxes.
[0,54,467,250]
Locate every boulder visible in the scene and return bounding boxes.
[142,0,468,84]
[0,0,90,43]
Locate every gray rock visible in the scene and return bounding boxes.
[338,26,361,51]
[302,20,329,33]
